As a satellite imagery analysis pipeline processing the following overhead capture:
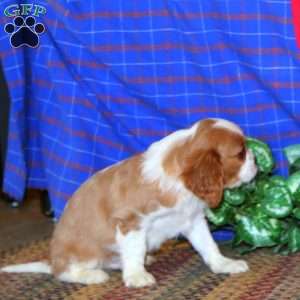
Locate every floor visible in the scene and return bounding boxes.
[0,191,54,252]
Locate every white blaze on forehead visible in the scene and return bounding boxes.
[212,119,243,135]
[141,121,199,193]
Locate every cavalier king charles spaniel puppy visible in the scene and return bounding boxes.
[2,118,257,288]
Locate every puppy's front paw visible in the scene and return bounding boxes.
[211,257,249,274]
[123,270,156,288]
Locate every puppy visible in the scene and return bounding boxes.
[1,118,257,288]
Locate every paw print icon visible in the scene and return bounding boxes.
[4,16,45,48]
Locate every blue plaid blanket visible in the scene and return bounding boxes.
[1,0,300,218]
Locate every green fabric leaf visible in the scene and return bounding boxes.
[261,186,293,218]
[224,189,246,206]
[246,137,274,173]
[284,144,300,165]
[205,202,234,226]
[289,158,300,175]
[288,226,300,253]
[292,207,300,220]
[286,171,300,195]
[235,214,283,247]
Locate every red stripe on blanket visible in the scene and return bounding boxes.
[292,0,300,49]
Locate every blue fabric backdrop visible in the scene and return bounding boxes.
[1,0,300,218]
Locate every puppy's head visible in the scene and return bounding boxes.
[180,119,257,208]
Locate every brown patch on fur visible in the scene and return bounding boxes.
[163,119,216,177]
[181,149,224,208]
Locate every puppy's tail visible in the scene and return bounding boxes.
[1,261,51,274]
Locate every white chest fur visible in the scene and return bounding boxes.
[141,196,206,251]
[112,195,207,281]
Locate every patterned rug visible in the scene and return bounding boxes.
[0,238,300,300]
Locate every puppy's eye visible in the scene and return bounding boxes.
[237,147,246,160]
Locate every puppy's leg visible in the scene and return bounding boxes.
[183,215,248,274]
[58,261,109,285]
[117,228,156,288]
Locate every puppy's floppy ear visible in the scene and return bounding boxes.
[181,149,224,208]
